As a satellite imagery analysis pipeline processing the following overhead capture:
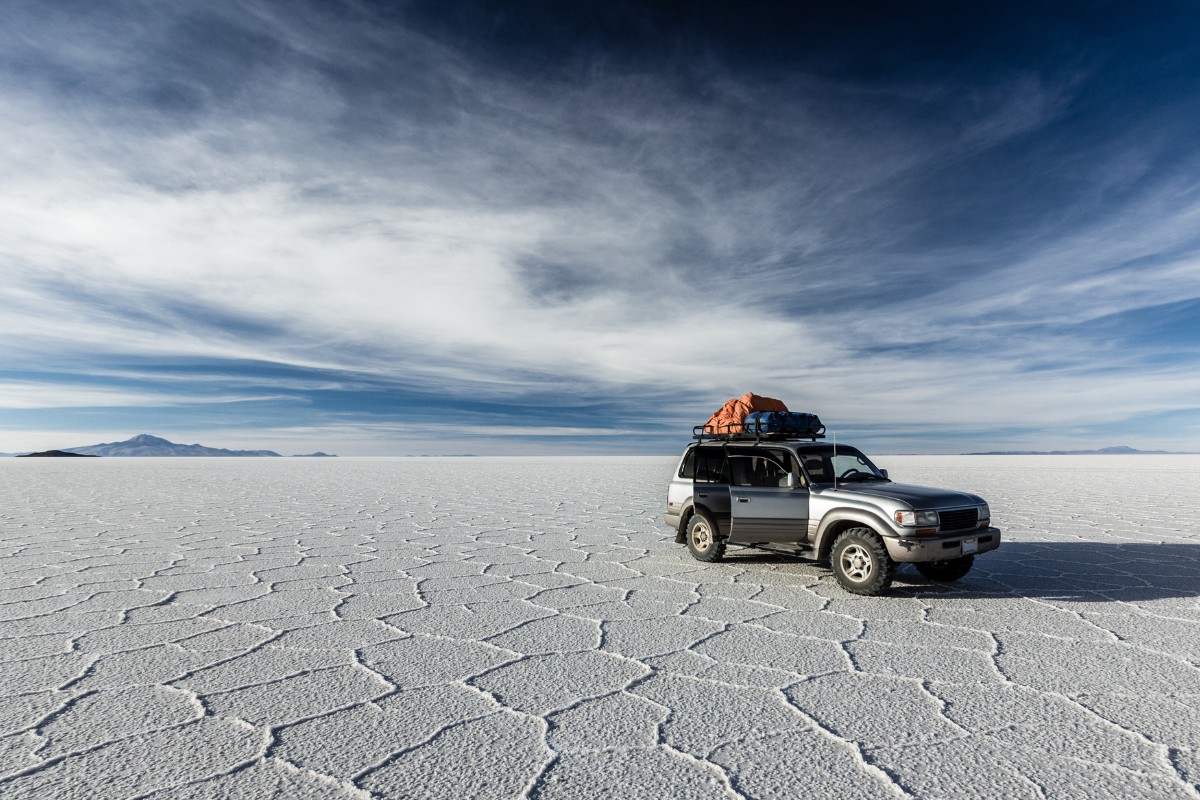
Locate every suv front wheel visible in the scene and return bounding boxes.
[831,527,895,596]
[686,511,726,562]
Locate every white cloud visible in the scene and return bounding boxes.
[0,381,284,410]
[2,1,1199,450]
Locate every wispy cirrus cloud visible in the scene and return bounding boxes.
[3,1,1200,453]
[0,380,284,410]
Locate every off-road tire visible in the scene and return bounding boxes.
[686,511,726,562]
[916,555,974,582]
[831,527,895,596]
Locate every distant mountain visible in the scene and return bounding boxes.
[17,450,99,458]
[966,445,1182,455]
[292,452,337,457]
[66,434,282,457]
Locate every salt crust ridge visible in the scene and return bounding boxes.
[0,455,1198,798]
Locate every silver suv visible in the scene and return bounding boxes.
[664,437,1001,595]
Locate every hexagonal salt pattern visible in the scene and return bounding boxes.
[1,455,1198,798]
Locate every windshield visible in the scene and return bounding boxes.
[794,445,886,484]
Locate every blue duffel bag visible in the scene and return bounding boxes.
[743,411,825,437]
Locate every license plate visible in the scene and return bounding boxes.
[961,538,978,554]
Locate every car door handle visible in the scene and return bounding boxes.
[697,493,708,498]
[737,497,750,503]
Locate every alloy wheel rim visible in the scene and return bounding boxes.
[841,544,873,581]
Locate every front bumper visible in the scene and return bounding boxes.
[884,527,1001,562]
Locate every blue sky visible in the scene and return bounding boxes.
[3,1,1200,455]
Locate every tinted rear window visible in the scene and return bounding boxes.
[681,447,729,483]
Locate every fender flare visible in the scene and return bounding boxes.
[679,501,723,534]
[813,510,896,559]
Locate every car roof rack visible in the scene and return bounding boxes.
[691,425,826,443]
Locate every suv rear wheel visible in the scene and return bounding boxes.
[686,511,726,562]
[831,527,895,595]
[916,555,974,582]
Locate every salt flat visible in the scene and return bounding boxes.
[1,455,1198,799]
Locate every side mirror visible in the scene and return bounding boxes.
[786,472,799,489]
[879,469,889,479]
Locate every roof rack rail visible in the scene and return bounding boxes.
[691,425,826,443]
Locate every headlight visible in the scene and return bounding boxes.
[979,504,990,524]
[895,510,940,527]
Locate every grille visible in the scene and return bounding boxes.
[939,508,979,531]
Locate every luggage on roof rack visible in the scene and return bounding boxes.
[744,411,824,438]
[692,411,825,442]
[702,392,788,435]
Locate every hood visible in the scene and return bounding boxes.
[827,481,983,508]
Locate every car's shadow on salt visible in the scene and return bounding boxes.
[724,541,1200,602]
[928,540,1200,602]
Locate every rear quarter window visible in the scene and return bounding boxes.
[691,447,729,484]
[678,449,696,479]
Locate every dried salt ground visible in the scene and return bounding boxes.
[1,455,1198,799]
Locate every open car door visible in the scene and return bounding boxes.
[726,451,810,544]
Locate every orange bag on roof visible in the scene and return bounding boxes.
[703,392,789,434]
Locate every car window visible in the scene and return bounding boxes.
[767,449,796,473]
[691,447,730,484]
[796,447,883,483]
[730,454,791,487]
[830,452,877,478]
[729,456,751,486]
[800,454,830,482]
[678,449,696,479]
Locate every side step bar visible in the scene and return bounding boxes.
[728,542,821,560]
